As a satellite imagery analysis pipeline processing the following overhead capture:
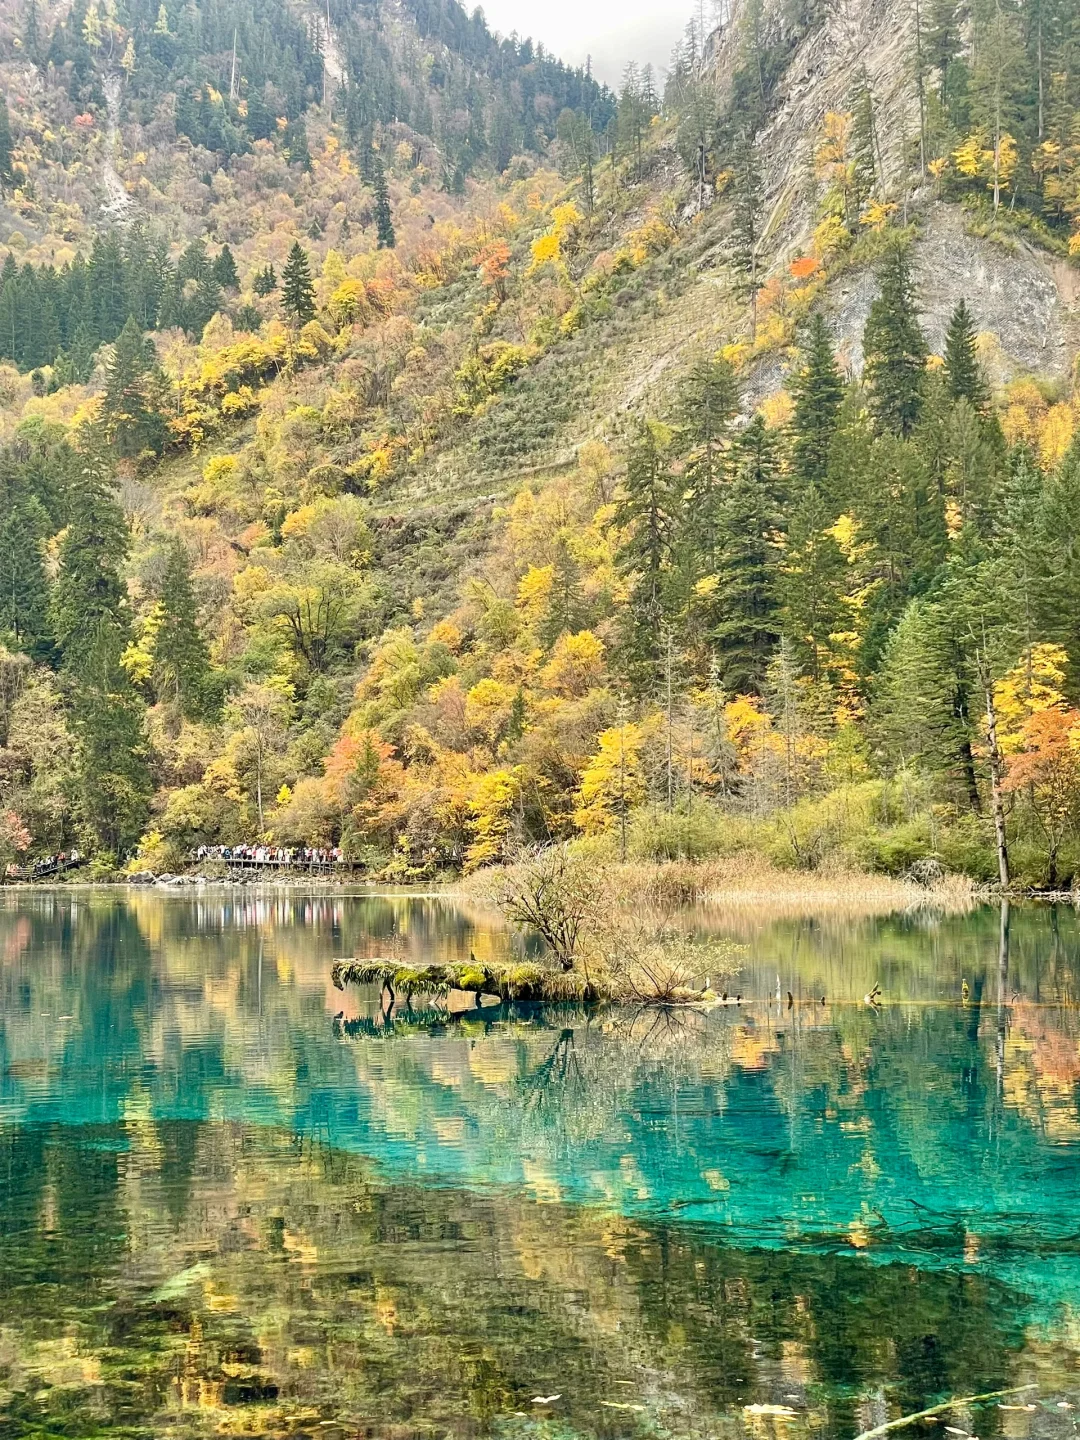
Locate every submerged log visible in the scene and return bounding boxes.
[331,957,587,1003]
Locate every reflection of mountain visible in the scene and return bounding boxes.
[0,1121,1048,1439]
[3,895,1080,1325]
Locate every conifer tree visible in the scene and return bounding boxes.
[616,421,679,687]
[253,263,277,296]
[780,484,849,680]
[873,597,964,775]
[0,495,50,656]
[281,242,316,325]
[51,449,150,853]
[943,299,990,413]
[863,241,928,438]
[730,129,762,321]
[712,416,785,692]
[539,534,587,647]
[790,314,845,489]
[849,69,879,209]
[102,316,166,458]
[23,0,42,66]
[283,119,312,171]
[153,540,212,718]
[212,244,239,291]
[0,106,13,193]
[372,159,396,248]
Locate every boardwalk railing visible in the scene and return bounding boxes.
[5,857,86,882]
[193,854,361,873]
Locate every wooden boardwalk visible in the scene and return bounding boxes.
[200,856,361,874]
[6,857,86,882]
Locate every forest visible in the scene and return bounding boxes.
[1,0,1080,888]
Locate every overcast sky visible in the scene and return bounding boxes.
[476,0,690,86]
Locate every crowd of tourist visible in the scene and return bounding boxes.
[192,845,348,868]
[4,850,82,880]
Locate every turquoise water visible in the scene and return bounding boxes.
[2,889,1080,1439]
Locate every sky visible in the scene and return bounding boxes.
[475,0,690,86]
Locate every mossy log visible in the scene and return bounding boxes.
[331,958,586,1003]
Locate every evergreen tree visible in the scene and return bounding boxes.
[712,416,786,692]
[372,158,396,248]
[849,68,879,208]
[863,241,928,438]
[1039,438,1080,677]
[943,298,990,413]
[790,314,845,490]
[0,495,50,656]
[780,484,849,681]
[102,316,166,458]
[253,263,277,296]
[212,244,239,291]
[0,106,13,193]
[281,243,316,325]
[51,449,151,854]
[677,352,740,475]
[730,129,762,315]
[615,421,680,687]
[245,86,274,142]
[23,0,42,66]
[283,119,312,171]
[177,237,210,283]
[873,596,968,778]
[153,540,213,718]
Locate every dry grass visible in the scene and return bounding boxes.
[460,852,975,926]
[604,855,977,918]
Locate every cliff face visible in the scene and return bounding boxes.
[697,0,1080,385]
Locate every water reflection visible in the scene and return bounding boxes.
[1,891,1080,1438]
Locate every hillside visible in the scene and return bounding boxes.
[1,0,1080,889]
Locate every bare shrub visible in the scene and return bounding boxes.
[489,845,605,972]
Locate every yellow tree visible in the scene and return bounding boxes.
[575,721,645,857]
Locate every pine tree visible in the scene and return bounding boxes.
[372,158,396,249]
[730,129,762,320]
[0,495,50,655]
[712,416,786,692]
[849,68,879,208]
[943,299,990,413]
[212,244,239,290]
[0,106,14,193]
[51,448,150,853]
[281,242,316,325]
[925,0,961,104]
[102,316,166,458]
[863,241,928,438]
[616,421,680,687]
[873,596,965,776]
[153,540,212,718]
[790,313,845,490]
[283,119,312,171]
[253,263,277,296]
[23,0,42,66]
[780,484,849,681]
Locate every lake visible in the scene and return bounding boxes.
[2,887,1080,1439]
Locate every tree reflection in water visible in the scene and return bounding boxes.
[0,892,1080,1438]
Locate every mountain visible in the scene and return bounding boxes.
[0,0,1079,891]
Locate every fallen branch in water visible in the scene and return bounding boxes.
[852,1384,1038,1440]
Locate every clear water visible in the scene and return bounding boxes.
[2,889,1080,1440]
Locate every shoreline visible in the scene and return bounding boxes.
[2,858,1075,913]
